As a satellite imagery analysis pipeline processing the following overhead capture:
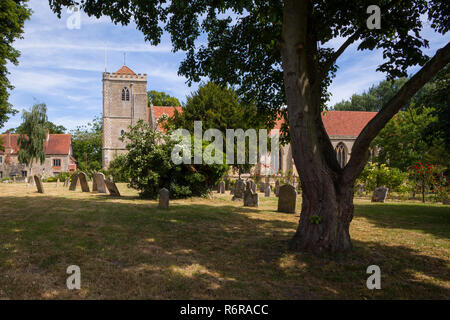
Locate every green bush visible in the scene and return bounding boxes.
[102,154,130,182]
[358,162,408,192]
[119,120,228,199]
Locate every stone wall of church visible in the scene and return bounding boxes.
[102,72,148,168]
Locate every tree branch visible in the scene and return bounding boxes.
[343,41,450,184]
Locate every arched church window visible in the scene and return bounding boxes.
[120,130,125,136]
[335,143,347,168]
[121,87,130,101]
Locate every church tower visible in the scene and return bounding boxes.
[102,66,148,168]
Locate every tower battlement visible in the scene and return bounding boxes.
[103,72,147,81]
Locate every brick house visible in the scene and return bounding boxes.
[0,131,77,180]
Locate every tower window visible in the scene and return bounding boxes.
[121,87,130,101]
[335,143,347,168]
[120,130,125,136]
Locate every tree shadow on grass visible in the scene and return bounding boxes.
[0,194,448,299]
[354,202,450,239]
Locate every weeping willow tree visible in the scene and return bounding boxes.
[17,103,47,177]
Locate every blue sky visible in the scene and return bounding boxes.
[4,0,449,131]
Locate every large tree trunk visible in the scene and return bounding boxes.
[281,0,356,253]
[289,177,354,253]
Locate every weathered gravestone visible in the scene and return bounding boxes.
[69,173,78,191]
[243,185,259,207]
[371,187,388,203]
[158,188,169,209]
[225,178,230,191]
[274,180,280,197]
[104,179,121,196]
[56,178,60,188]
[250,181,257,193]
[93,172,106,193]
[34,175,44,194]
[232,179,246,200]
[78,172,90,192]
[277,184,297,213]
[218,181,225,194]
[264,184,271,197]
[259,182,266,193]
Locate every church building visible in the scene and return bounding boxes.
[102,65,377,173]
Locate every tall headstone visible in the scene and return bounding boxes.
[78,172,90,192]
[244,184,259,207]
[277,184,297,213]
[158,188,169,209]
[93,172,107,193]
[69,173,78,191]
[105,179,121,196]
[232,179,246,200]
[274,180,280,197]
[371,187,388,203]
[34,175,44,194]
[264,184,271,197]
[218,181,225,194]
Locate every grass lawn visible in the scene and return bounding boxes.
[0,182,449,299]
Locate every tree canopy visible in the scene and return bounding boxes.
[12,120,66,134]
[17,103,48,171]
[0,0,32,129]
[148,90,181,107]
[70,116,102,172]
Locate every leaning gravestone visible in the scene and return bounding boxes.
[265,184,271,197]
[69,173,78,191]
[218,181,225,194]
[274,180,280,197]
[104,179,121,196]
[243,185,259,207]
[158,188,169,209]
[277,184,297,213]
[232,179,246,200]
[34,175,44,194]
[78,172,90,192]
[93,172,106,193]
[371,187,388,203]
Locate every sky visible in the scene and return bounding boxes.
[3,0,449,131]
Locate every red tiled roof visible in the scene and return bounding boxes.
[115,65,136,75]
[0,133,72,155]
[272,111,377,137]
[148,106,183,131]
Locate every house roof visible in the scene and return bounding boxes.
[272,111,377,137]
[148,106,183,130]
[0,133,72,155]
[114,65,136,75]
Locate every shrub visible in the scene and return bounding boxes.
[120,120,228,199]
[358,162,408,192]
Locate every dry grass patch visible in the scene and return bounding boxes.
[0,182,448,299]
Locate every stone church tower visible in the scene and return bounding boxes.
[102,66,148,168]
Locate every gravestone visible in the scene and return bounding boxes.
[218,181,225,194]
[64,177,69,187]
[243,185,259,207]
[232,179,246,200]
[259,182,266,193]
[93,172,106,193]
[277,184,297,213]
[34,175,44,194]
[371,187,388,203]
[78,172,90,192]
[56,178,60,188]
[264,184,271,197]
[251,181,257,193]
[27,176,35,186]
[158,188,169,209]
[230,184,234,195]
[274,180,280,197]
[105,179,121,196]
[69,173,78,191]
